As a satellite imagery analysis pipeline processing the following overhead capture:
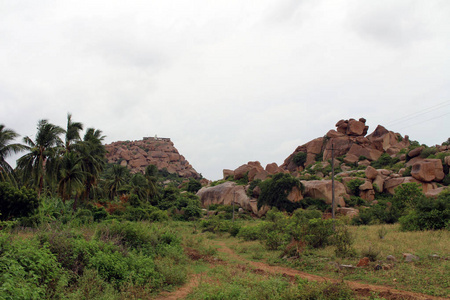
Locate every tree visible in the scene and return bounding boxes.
[0,124,26,182]
[293,152,307,167]
[186,178,202,193]
[64,113,83,153]
[145,165,159,201]
[79,128,106,201]
[17,120,65,196]
[58,152,85,207]
[104,164,130,200]
[257,173,304,212]
[128,173,149,201]
[0,181,39,220]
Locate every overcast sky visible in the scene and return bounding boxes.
[1,0,449,180]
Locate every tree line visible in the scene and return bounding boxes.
[0,114,184,214]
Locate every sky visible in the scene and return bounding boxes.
[1,0,450,180]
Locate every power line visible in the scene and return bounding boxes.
[396,112,450,131]
[384,100,450,127]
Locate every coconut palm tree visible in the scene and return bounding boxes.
[0,124,26,182]
[104,164,130,200]
[58,152,85,205]
[79,128,106,201]
[17,120,65,196]
[145,164,159,201]
[64,113,83,153]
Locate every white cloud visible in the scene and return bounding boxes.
[1,0,449,180]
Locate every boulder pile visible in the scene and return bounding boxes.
[197,118,449,216]
[105,137,200,178]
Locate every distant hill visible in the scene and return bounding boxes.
[105,137,200,179]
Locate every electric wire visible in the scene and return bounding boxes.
[384,100,450,127]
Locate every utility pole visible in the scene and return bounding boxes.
[232,188,235,222]
[331,143,336,227]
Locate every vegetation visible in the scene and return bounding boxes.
[1,116,449,298]
[257,173,304,212]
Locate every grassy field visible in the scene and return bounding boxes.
[174,221,450,299]
[2,220,449,299]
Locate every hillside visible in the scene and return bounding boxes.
[105,136,200,179]
[199,118,450,215]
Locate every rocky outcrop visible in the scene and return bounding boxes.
[196,181,268,216]
[411,159,445,182]
[105,137,200,178]
[301,180,347,207]
[281,119,410,172]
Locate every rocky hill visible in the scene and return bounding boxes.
[198,118,450,216]
[105,137,200,178]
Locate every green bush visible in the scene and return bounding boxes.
[0,235,64,299]
[0,182,39,221]
[346,178,365,196]
[399,191,450,231]
[293,152,307,167]
[257,173,304,212]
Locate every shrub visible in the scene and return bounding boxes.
[399,191,450,231]
[293,152,308,167]
[346,178,365,196]
[333,225,356,258]
[186,178,202,193]
[0,235,64,299]
[257,173,304,212]
[420,147,438,158]
[237,226,262,241]
[361,246,380,261]
[0,182,39,221]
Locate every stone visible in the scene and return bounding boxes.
[347,144,383,161]
[425,187,449,198]
[408,146,424,158]
[382,264,394,270]
[403,253,419,262]
[234,164,253,180]
[411,159,445,182]
[357,257,370,267]
[266,162,283,175]
[326,130,345,138]
[445,156,450,166]
[358,160,371,167]
[223,169,234,179]
[287,186,303,202]
[336,207,359,218]
[343,154,359,164]
[197,181,256,214]
[347,119,366,136]
[373,175,384,193]
[301,180,348,206]
[340,164,352,172]
[360,189,375,202]
[365,166,378,180]
[305,137,324,154]
[359,181,373,191]
[386,255,397,262]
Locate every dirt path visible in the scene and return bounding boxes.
[152,273,203,300]
[215,241,447,300]
[153,242,446,300]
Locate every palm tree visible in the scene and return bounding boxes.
[64,113,83,153]
[17,120,65,196]
[0,124,26,182]
[145,164,159,201]
[104,164,130,200]
[58,152,85,206]
[128,173,149,200]
[79,128,106,201]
